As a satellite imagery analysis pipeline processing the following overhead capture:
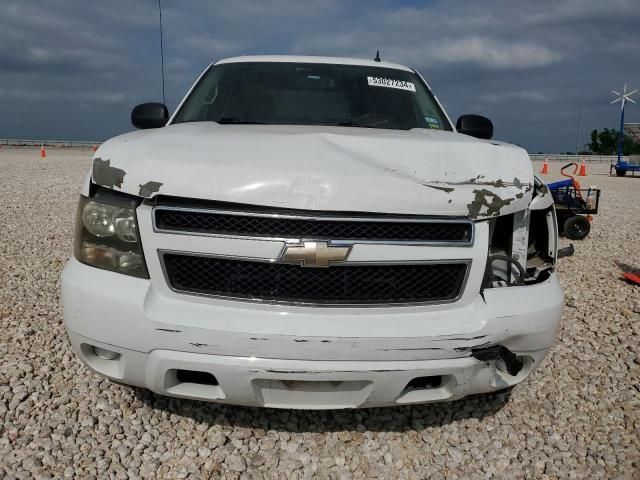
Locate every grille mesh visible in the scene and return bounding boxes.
[163,253,468,305]
[155,209,471,243]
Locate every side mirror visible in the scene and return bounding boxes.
[456,114,493,139]
[131,102,169,129]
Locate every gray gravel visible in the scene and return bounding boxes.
[1,148,639,479]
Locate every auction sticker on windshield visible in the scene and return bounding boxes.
[367,76,416,92]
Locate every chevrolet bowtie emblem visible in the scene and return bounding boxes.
[280,241,350,267]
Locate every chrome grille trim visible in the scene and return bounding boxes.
[152,206,475,247]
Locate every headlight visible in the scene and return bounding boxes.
[74,194,148,278]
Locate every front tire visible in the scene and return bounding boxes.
[616,168,627,177]
[564,215,591,240]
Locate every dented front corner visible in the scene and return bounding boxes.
[466,182,533,220]
[481,177,558,289]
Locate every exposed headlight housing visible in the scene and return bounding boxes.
[483,183,558,289]
[74,190,148,278]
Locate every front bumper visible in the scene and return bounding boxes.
[62,258,563,408]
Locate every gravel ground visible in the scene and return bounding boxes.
[1,148,639,479]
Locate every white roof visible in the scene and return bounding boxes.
[215,55,413,72]
[624,123,640,143]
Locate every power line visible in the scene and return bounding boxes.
[158,0,166,105]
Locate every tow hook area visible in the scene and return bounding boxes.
[471,345,524,376]
[557,244,575,259]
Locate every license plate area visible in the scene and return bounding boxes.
[252,379,373,409]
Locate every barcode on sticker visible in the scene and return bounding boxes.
[367,76,416,92]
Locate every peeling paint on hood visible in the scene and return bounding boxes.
[138,181,163,197]
[92,158,126,189]
[92,123,534,219]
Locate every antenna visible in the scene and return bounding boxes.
[158,0,166,105]
[374,50,381,62]
[611,84,637,165]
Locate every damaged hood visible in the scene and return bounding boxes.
[92,123,534,219]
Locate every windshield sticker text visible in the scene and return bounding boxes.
[425,116,441,129]
[367,76,416,92]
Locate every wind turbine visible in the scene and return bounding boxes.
[611,84,637,164]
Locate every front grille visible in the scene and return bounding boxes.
[162,253,468,305]
[154,208,472,243]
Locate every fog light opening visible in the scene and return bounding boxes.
[405,375,443,390]
[176,369,218,386]
[93,346,120,361]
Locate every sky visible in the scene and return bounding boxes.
[1,0,639,153]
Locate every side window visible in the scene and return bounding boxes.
[178,70,220,122]
[413,83,445,130]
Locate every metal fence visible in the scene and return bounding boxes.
[529,154,626,163]
[0,139,101,148]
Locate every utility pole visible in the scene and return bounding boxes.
[574,107,582,155]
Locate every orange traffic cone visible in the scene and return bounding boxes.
[578,158,587,176]
[540,158,549,175]
[40,145,46,158]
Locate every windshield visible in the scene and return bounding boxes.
[172,62,452,131]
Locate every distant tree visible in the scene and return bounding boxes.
[589,128,640,155]
[589,128,617,154]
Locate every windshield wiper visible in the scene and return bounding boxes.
[335,121,360,127]
[334,121,378,129]
[216,117,266,125]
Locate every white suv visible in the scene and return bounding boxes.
[61,55,563,409]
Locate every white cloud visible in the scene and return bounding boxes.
[180,34,247,58]
[479,90,552,103]
[433,37,561,69]
[0,88,126,104]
